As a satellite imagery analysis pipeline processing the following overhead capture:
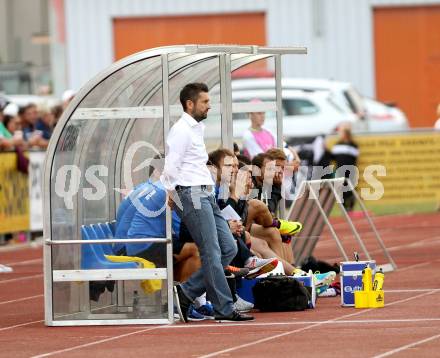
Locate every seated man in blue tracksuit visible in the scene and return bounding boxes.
[113,181,151,255]
[127,180,181,267]
[115,179,181,268]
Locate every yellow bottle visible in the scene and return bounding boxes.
[373,269,384,291]
[362,264,373,292]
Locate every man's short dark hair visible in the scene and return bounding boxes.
[148,154,164,177]
[180,83,209,111]
[236,154,251,165]
[251,153,267,169]
[265,148,287,161]
[208,148,234,169]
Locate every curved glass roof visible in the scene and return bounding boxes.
[43,45,306,325]
[45,45,306,243]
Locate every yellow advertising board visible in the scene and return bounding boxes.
[329,131,440,207]
[0,152,30,233]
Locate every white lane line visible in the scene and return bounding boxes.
[0,274,43,284]
[4,316,440,334]
[0,320,44,332]
[324,236,440,263]
[30,326,163,358]
[386,289,439,293]
[372,332,440,358]
[22,289,440,357]
[396,261,432,272]
[0,294,43,305]
[0,305,111,332]
[163,318,440,329]
[6,258,43,266]
[198,289,440,358]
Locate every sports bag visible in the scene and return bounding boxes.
[252,275,311,311]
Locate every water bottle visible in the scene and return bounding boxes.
[373,268,384,291]
[133,290,140,318]
[361,264,373,292]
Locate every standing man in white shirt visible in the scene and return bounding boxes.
[161,83,254,323]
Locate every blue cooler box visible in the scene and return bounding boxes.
[236,274,316,308]
[340,260,376,306]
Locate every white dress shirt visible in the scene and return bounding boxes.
[160,112,214,191]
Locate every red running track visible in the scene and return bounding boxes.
[0,212,439,358]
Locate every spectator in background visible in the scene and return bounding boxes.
[20,103,49,149]
[0,103,26,150]
[4,114,25,145]
[51,104,64,126]
[0,106,12,140]
[35,103,55,140]
[331,125,359,212]
[242,99,275,159]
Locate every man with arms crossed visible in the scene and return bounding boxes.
[161,83,254,323]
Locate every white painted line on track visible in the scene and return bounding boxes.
[0,274,43,284]
[0,294,43,305]
[0,320,44,332]
[30,326,163,358]
[396,261,432,272]
[386,289,439,293]
[325,236,440,263]
[162,317,440,329]
[27,289,440,358]
[372,332,440,358]
[198,289,440,358]
[6,258,43,266]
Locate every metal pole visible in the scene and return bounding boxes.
[274,54,285,218]
[162,53,174,323]
[307,182,349,261]
[45,238,170,245]
[219,54,233,150]
[347,180,397,269]
[329,179,372,261]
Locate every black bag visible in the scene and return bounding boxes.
[252,275,311,312]
[301,255,340,274]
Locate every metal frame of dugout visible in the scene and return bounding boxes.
[285,178,397,272]
[43,44,307,326]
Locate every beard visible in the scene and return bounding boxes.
[192,109,208,122]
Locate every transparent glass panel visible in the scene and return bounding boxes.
[231,57,277,160]
[50,55,167,277]
[167,54,222,152]
[53,279,169,321]
[79,57,163,108]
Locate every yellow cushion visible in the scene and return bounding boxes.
[105,255,162,294]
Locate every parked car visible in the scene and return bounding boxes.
[204,88,360,144]
[230,78,409,132]
[362,97,409,132]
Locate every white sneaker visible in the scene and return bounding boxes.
[245,257,279,279]
[318,287,337,297]
[313,271,336,287]
[234,295,254,313]
[0,264,13,273]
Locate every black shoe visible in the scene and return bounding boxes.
[215,310,255,322]
[173,285,192,323]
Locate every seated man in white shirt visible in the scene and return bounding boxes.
[161,83,254,323]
